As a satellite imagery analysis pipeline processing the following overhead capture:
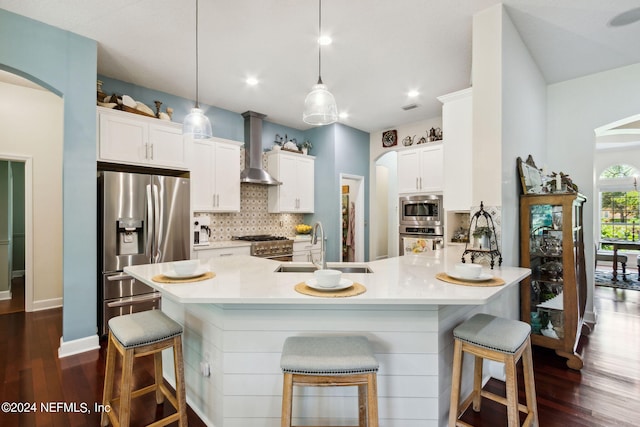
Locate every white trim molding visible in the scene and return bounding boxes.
[58,335,100,358]
[31,297,62,312]
[0,290,12,301]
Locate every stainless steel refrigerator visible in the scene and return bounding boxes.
[98,170,190,335]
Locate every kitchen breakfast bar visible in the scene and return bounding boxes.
[125,249,530,427]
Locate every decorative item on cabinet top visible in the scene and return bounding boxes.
[382,129,398,147]
[517,155,579,195]
[96,81,173,121]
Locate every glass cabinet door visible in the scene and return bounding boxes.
[528,203,564,340]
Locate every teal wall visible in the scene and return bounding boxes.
[305,124,370,262]
[99,76,308,150]
[0,9,97,341]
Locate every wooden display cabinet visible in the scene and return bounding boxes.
[520,193,589,370]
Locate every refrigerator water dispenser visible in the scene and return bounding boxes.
[117,218,144,255]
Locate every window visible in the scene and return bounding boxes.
[598,165,639,246]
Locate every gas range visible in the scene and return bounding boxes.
[233,235,294,259]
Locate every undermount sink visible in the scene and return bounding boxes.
[275,265,373,274]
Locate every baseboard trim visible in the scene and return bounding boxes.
[31,297,62,312]
[0,290,12,301]
[58,335,100,358]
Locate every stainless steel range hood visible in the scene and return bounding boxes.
[240,111,281,185]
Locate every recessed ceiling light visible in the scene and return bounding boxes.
[408,90,419,98]
[339,112,349,119]
[318,35,332,46]
[246,77,259,86]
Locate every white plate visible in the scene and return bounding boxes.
[446,272,493,282]
[305,278,354,291]
[163,266,208,279]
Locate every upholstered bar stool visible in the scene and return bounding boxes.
[101,310,187,427]
[280,336,379,427]
[449,313,538,427]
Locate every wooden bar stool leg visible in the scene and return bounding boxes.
[281,372,293,427]
[119,349,135,427]
[522,339,539,427]
[449,339,464,426]
[358,384,366,427]
[154,351,165,404]
[504,354,519,427]
[472,355,483,412]
[101,333,117,427]
[173,335,188,427]
[366,373,379,427]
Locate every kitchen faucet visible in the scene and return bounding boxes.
[311,221,327,270]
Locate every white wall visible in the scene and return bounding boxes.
[0,81,64,307]
[547,62,640,323]
[472,5,547,267]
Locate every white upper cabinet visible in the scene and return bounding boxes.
[97,106,187,169]
[438,88,472,211]
[397,144,443,194]
[266,151,315,213]
[190,137,242,212]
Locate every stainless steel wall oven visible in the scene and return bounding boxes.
[399,194,444,255]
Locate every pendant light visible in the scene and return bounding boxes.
[183,0,212,139]
[303,0,338,126]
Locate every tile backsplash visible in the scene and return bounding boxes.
[194,183,304,240]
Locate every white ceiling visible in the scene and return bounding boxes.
[1,0,640,133]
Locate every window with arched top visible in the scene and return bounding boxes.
[598,164,639,245]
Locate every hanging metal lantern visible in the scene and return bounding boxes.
[462,201,502,268]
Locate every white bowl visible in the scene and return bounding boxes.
[172,260,199,276]
[314,269,342,288]
[453,263,482,279]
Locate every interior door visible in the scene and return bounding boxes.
[0,161,11,295]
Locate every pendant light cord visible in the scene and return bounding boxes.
[317,0,323,85]
[195,0,200,108]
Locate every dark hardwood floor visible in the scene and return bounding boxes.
[0,276,638,426]
[460,284,640,427]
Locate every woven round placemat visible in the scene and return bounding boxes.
[152,271,215,284]
[294,282,366,297]
[435,272,504,287]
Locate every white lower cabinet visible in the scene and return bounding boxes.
[292,240,321,262]
[397,144,443,194]
[266,151,315,213]
[190,138,242,212]
[97,106,187,169]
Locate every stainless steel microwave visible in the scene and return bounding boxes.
[399,194,443,226]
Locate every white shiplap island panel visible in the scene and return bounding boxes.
[125,251,529,427]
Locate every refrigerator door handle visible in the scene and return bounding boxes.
[153,184,163,262]
[146,184,153,258]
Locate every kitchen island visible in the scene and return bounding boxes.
[125,250,530,427]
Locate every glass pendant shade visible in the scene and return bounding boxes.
[303,82,338,126]
[183,107,212,139]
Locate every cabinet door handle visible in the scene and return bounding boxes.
[420,177,422,189]
[150,143,154,160]
[213,194,216,208]
[145,143,149,159]
[216,194,220,207]
[416,177,419,190]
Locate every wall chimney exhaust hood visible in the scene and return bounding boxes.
[240,111,281,185]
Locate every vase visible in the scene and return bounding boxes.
[476,235,490,249]
[302,147,308,155]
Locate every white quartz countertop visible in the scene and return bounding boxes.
[192,240,251,251]
[125,249,530,306]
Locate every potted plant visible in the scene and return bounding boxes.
[299,139,312,155]
[472,226,492,249]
